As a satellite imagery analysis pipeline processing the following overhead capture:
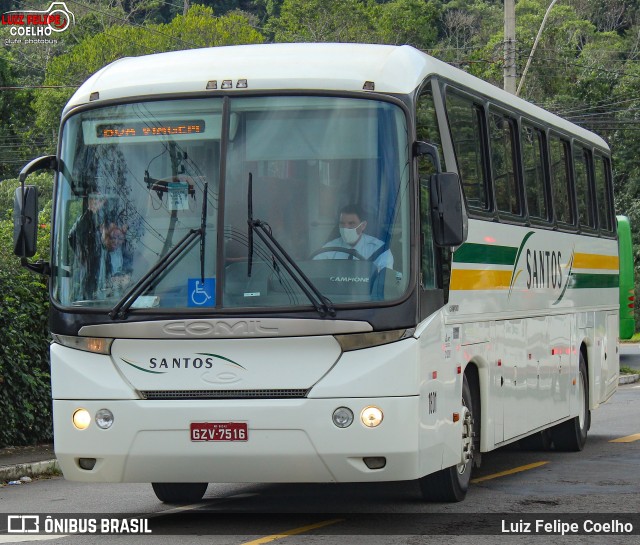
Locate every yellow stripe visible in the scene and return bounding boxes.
[609,433,640,443]
[239,519,344,545]
[450,269,513,291]
[470,461,549,484]
[573,253,619,270]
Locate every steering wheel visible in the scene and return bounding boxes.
[308,246,368,261]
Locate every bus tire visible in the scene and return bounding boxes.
[151,482,208,503]
[419,375,475,502]
[551,354,589,452]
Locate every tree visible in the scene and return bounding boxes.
[375,0,440,48]
[269,0,440,48]
[269,0,376,42]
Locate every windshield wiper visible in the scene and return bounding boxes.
[200,180,208,283]
[247,172,254,278]
[247,173,335,317]
[109,227,202,320]
[110,177,210,320]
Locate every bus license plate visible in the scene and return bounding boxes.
[190,422,248,442]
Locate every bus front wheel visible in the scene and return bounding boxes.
[418,375,475,502]
[151,482,208,503]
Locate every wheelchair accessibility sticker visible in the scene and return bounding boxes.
[188,278,215,307]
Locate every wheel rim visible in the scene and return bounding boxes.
[458,405,473,475]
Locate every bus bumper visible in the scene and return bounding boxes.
[53,397,421,483]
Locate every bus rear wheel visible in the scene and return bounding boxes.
[419,376,475,502]
[151,482,208,503]
[551,353,589,451]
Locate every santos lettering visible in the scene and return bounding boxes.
[149,357,215,369]
[526,249,563,289]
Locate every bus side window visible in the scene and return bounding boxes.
[521,123,549,222]
[445,91,489,212]
[489,109,521,216]
[573,144,596,230]
[549,135,574,226]
[594,155,614,234]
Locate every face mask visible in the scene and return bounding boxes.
[340,222,363,245]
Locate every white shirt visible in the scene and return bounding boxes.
[315,233,393,269]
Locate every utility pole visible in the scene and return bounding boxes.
[516,0,560,96]
[183,0,190,16]
[504,0,517,94]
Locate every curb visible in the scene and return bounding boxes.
[0,459,60,483]
[619,373,640,385]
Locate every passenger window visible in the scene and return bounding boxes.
[573,145,595,229]
[489,110,520,216]
[445,92,489,211]
[549,135,574,225]
[594,155,614,233]
[521,123,549,221]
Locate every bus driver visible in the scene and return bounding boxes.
[314,204,393,270]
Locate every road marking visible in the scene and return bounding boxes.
[609,433,640,443]
[470,461,549,484]
[239,518,344,545]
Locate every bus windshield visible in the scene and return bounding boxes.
[52,96,411,311]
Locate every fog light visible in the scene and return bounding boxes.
[78,458,96,470]
[363,457,386,469]
[361,406,383,428]
[72,409,91,430]
[332,407,354,428]
[95,409,114,429]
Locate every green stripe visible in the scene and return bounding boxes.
[570,273,619,289]
[197,353,246,370]
[453,243,517,265]
[121,358,166,374]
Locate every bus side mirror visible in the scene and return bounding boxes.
[13,154,57,262]
[13,185,39,258]
[430,172,467,247]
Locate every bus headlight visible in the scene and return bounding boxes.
[95,409,114,429]
[51,334,113,355]
[72,409,91,430]
[361,406,383,428]
[332,407,354,428]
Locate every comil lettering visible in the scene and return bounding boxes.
[526,249,563,289]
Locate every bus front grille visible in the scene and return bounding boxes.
[139,389,310,400]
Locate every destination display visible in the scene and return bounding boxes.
[96,120,205,139]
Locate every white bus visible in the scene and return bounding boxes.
[14,43,621,503]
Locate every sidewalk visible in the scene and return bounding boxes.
[0,444,58,483]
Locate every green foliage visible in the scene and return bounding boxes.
[268,0,439,47]
[0,173,54,447]
[269,0,376,42]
